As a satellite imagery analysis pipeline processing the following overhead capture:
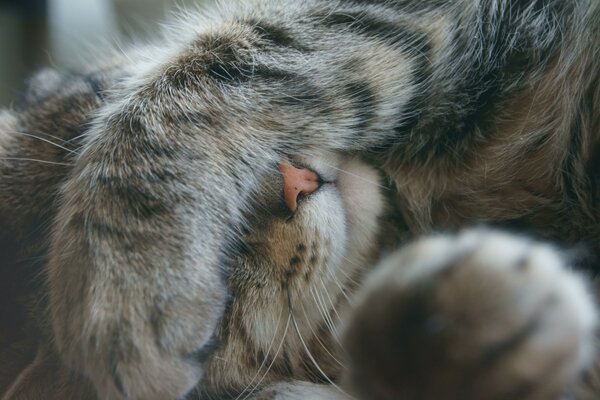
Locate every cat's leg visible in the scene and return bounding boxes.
[1,69,228,400]
[342,229,597,400]
[247,381,349,400]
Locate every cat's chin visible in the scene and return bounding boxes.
[291,155,386,285]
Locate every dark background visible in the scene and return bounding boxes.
[0,0,214,106]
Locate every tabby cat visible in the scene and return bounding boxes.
[1,0,599,399]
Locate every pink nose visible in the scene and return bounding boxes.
[279,161,320,212]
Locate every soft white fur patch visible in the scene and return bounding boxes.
[336,158,386,266]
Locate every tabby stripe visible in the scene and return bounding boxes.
[204,65,327,109]
[243,19,309,51]
[81,74,105,100]
[96,167,180,185]
[446,0,564,133]
[315,10,429,54]
[338,0,449,12]
[207,62,299,84]
[70,212,139,242]
[315,9,433,145]
[344,81,377,133]
[113,115,182,159]
[390,50,432,140]
[403,24,551,162]
[92,171,189,219]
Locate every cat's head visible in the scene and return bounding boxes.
[200,152,394,394]
[0,67,401,398]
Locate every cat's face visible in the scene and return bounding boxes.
[0,66,398,398]
[201,153,391,393]
[0,57,408,397]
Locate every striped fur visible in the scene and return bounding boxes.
[1,0,599,399]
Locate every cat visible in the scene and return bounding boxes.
[1,0,599,399]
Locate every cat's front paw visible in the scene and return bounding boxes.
[343,229,597,400]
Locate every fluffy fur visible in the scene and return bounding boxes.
[1,0,599,399]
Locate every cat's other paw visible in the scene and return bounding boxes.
[343,229,597,400]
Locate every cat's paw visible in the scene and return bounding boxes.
[49,280,225,400]
[343,229,597,400]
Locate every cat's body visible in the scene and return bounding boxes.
[1,0,599,399]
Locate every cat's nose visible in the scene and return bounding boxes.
[279,161,321,212]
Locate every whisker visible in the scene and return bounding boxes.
[16,128,75,145]
[306,287,345,362]
[198,385,217,400]
[310,284,341,341]
[62,130,89,145]
[239,313,292,400]
[325,265,354,304]
[0,157,74,166]
[311,284,337,332]
[316,276,344,331]
[338,256,365,287]
[319,161,390,190]
[9,131,77,154]
[287,292,355,399]
[235,306,286,400]
[339,253,370,270]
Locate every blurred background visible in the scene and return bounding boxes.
[0,0,215,106]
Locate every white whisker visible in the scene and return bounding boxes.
[319,161,390,190]
[287,293,355,399]
[310,284,341,340]
[307,286,345,354]
[239,313,292,400]
[19,128,75,146]
[235,306,286,400]
[338,256,365,287]
[316,276,344,330]
[10,131,77,154]
[325,265,354,304]
[0,157,73,166]
[62,130,89,145]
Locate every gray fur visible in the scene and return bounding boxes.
[1,0,599,399]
